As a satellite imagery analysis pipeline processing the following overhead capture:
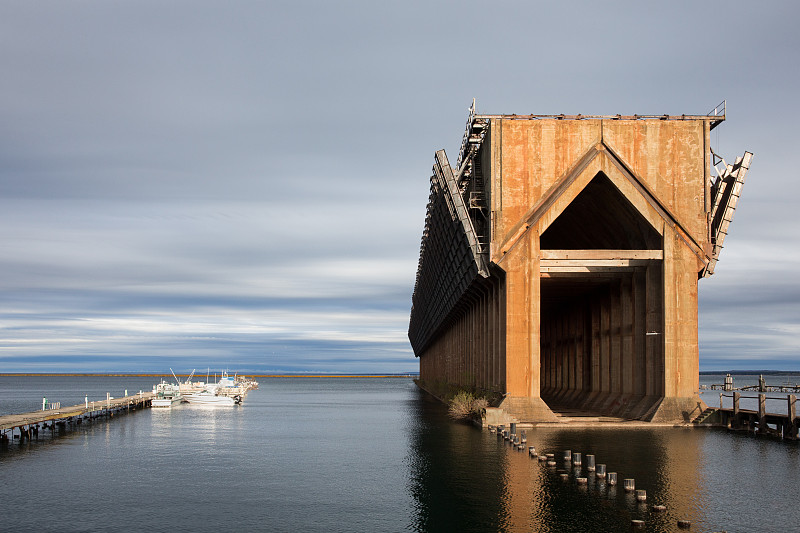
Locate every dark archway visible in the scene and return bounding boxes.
[540,172,661,250]
[538,172,664,419]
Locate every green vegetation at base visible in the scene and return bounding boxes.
[414,378,502,422]
[447,390,488,421]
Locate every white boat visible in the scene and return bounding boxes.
[179,369,249,405]
[151,380,183,408]
[183,389,238,406]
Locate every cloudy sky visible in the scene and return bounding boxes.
[1,1,797,373]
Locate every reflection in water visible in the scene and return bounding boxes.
[407,391,508,531]
[408,394,711,532]
[3,377,799,532]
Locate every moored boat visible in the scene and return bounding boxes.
[151,379,183,408]
[179,369,253,405]
[183,389,239,406]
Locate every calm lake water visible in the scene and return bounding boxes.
[2,375,799,532]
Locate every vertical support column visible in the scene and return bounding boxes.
[633,269,646,396]
[663,228,700,399]
[570,305,578,392]
[488,281,495,392]
[758,393,767,433]
[575,303,584,393]
[600,294,610,393]
[557,314,564,391]
[529,232,541,398]
[499,275,506,393]
[481,288,487,392]
[621,275,634,395]
[788,395,798,440]
[504,247,527,397]
[591,300,601,393]
[584,302,592,392]
[645,261,662,396]
[610,280,622,394]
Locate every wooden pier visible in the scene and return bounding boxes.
[699,392,799,440]
[708,373,800,393]
[0,391,154,444]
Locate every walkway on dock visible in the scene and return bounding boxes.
[704,391,800,440]
[1,391,154,443]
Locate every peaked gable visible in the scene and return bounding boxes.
[497,142,707,264]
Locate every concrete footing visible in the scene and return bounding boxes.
[498,397,559,423]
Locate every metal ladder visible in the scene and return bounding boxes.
[703,150,753,276]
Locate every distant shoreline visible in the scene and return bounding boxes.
[0,373,418,378]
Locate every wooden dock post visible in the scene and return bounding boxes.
[732,392,741,428]
[758,393,767,433]
[789,395,798,440]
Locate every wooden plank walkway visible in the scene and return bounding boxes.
[700,392,799,440]
[1,391,154,443]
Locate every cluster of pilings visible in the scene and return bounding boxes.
[487,423,697,530]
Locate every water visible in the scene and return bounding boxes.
[700,373,800,414]
[2,376,800,532]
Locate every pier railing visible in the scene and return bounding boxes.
[716,391,798,439]
[718,391,796,416]
[2,391,154,445]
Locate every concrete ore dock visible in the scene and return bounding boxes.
[409,101,752,425]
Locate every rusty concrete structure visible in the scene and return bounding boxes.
[409,101,752,423]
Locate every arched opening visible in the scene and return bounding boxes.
[540,172,661,250]
[538,172,664,419]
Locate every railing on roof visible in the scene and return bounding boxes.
[456,98,477,172]
[707,99,726,130]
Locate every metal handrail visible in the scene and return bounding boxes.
[707,99,726,118]
[718,391,797,417]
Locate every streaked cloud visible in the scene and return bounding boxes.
[1,1,798,372]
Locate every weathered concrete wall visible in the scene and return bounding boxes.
[418,277,505,395]
[490,118,708,420]
[602,121,708,247]
[415,115,715,423]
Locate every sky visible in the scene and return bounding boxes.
[1,1,798,373]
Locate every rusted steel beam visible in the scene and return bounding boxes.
[474,114,722,122]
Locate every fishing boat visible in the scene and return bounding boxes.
[183,389,240,406]
[179,369,252,405]
[151,371,184,408]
